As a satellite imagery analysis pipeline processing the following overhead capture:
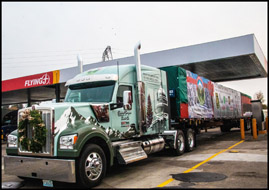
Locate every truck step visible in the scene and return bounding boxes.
[112,140,148,165]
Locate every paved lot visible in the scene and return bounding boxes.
[1,127,268,189]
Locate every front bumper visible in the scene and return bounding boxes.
[4,155,76,183]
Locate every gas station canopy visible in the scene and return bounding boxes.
[2,34,267,105]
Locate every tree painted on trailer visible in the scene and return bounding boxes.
[146,95,153,127]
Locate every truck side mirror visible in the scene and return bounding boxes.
[123,91,132,110]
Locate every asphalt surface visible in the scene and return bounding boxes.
[1,127,268,189]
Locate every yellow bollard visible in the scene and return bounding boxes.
[252,118,257,140]
[240,119,245,140]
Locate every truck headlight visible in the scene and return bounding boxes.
[60,134,78,149]
[7,134,17,148]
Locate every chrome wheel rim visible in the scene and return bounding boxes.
[85,152,103,181]
[177,134,184,151]
[188,132,194,148]
[247,121,251,130]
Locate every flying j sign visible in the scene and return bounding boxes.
[2,70,60,92]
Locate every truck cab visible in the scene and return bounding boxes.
[63,64,169,139]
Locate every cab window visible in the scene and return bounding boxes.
[117,85,132,103]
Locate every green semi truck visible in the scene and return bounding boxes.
[4,42,252,188]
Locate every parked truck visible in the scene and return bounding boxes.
[4,42,252,188]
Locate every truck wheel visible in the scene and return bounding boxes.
[174,130,185,156]
[244,120,251,131]
[220,125,231,132]
[77,144,106,188]
[185,129,195,152]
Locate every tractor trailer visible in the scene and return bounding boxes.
[4,42,252,188]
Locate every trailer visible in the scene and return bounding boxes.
[160,66,252,132]
[4,42,252,188]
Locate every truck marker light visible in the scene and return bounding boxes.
[73,135,78,144]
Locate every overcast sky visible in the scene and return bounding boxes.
[2,2,268,104]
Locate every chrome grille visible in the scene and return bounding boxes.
[18,107,54,157]
[42,110,51,153]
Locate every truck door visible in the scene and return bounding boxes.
[110,85,138,137]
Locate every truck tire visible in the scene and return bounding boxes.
[244,120,251,131]
[77,144,106,188]
[185,128,195,152]
[174,130,185,156]
[220,125,231,132]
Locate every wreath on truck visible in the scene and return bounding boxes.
[18,109,47,153]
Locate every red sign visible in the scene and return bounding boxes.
[2,72,54,92]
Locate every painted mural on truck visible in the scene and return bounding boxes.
[186,70,214,118]
[213,83,242,118]
[142,70,169,134]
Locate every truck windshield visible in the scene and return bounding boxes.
[65,81,115,103]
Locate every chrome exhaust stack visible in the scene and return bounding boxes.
[134,42,146,135]
[77,54,83,73]
[134,42,142,81]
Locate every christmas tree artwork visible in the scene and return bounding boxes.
[146,94,153,128]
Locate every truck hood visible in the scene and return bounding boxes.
[36,102,109,135]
